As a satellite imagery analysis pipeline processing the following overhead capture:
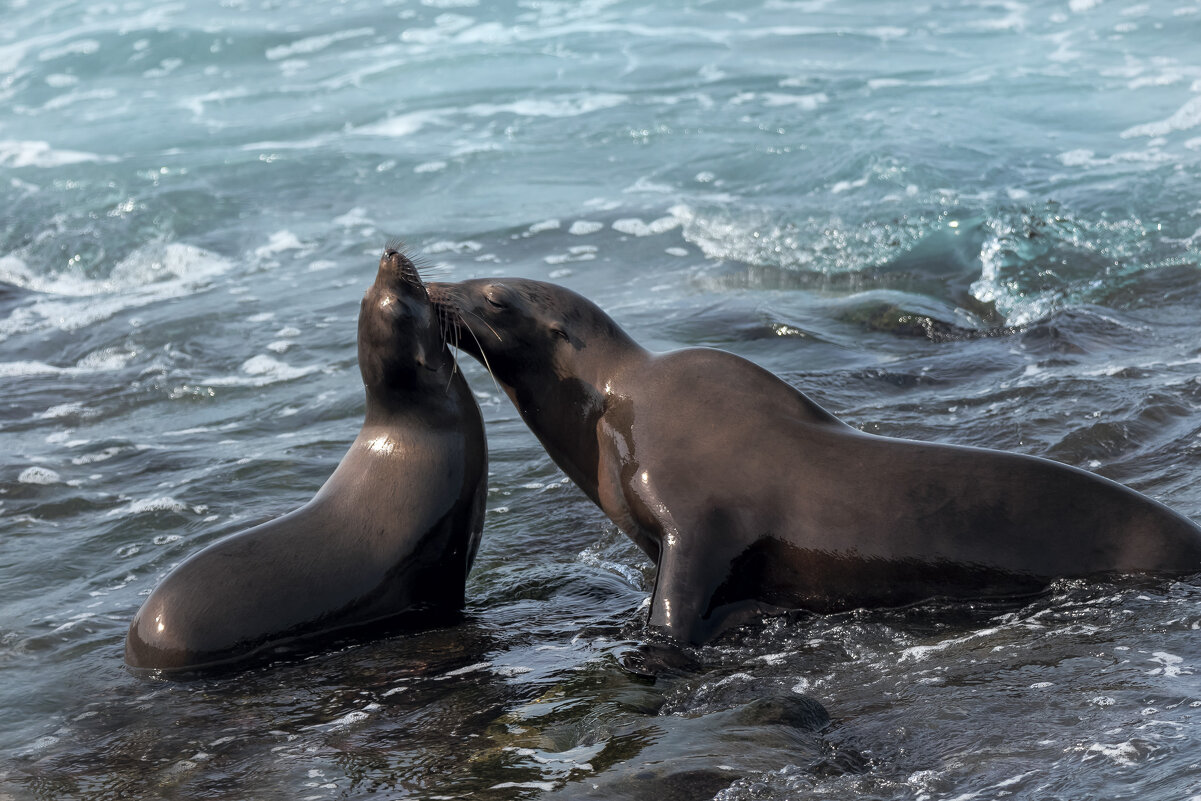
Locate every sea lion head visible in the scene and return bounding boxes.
[358,245,449,404]
[427,277,634,389]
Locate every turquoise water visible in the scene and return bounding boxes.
[4,1,1201,798]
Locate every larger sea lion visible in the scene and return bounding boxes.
[429,277,1201,646]
[125,249,487,672]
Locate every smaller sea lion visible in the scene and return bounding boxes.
[124,249,487,672]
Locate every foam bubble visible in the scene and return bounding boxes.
[38,402,89,419]
[611,216,681,237]
[18,466,61,484]
[760,91,829,110]
[425,240,483,254]
[526,219,560,235]
[568,221,603,235]
[545,245,598,264]
[307,703,382,731]
[107,496,191,517]
[71,447,123,465]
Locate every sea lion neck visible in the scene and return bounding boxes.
[361,362,468,427]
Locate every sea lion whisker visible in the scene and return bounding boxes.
[441,310,463,393]
[456,310,501,394]
[457,306,503,342]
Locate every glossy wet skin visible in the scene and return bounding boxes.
[124,251,487,672]
[430,277,1201,645]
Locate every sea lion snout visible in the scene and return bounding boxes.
[378,247,425,293]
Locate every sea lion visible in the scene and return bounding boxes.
[124,249,487,672]
[429,277,1201,646]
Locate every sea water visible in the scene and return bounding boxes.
[3,0,1201,799]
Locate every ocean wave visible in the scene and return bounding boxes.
[0,348,136,377]
[106,496,198,518]
[265,28,375,61]
[1122,95,1201,139]
[0,140,117,168]
[0,243,231,341]
[201,355,323,387]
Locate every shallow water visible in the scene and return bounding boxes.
[3,0,1201,799]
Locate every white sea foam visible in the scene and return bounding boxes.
[37,39,101,61]
[1122,95,1201,138]
[568,221,603,235]
[356,93,625,139]
[179,86,254,118]
[202,355,322,387]
[1084,741,1141,766]
[0,346,136,377]
[1147,651,1188,677]
[355,110,445,138]
[0,140,116,168]
[0,360,65,377]
[333,207,370,227]
[400,13,477,44]
[308,703,381,731]
[254,231,307,259]
[528,219,561,234]
[107,496,191,517]
[71,447,123,465]
[464,94,627,119]
[38,402,89,419]
[759,91,829,110]
[611,216,681,236]
[442,661,491,677]
[265,28,374,61]
[425,240,483,254]
[18,466,61,484]
[545,245,598,264]
[900,627,1001,662]
[1,243,228,298]
[0,244,231,342]
[38,88,119,113]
